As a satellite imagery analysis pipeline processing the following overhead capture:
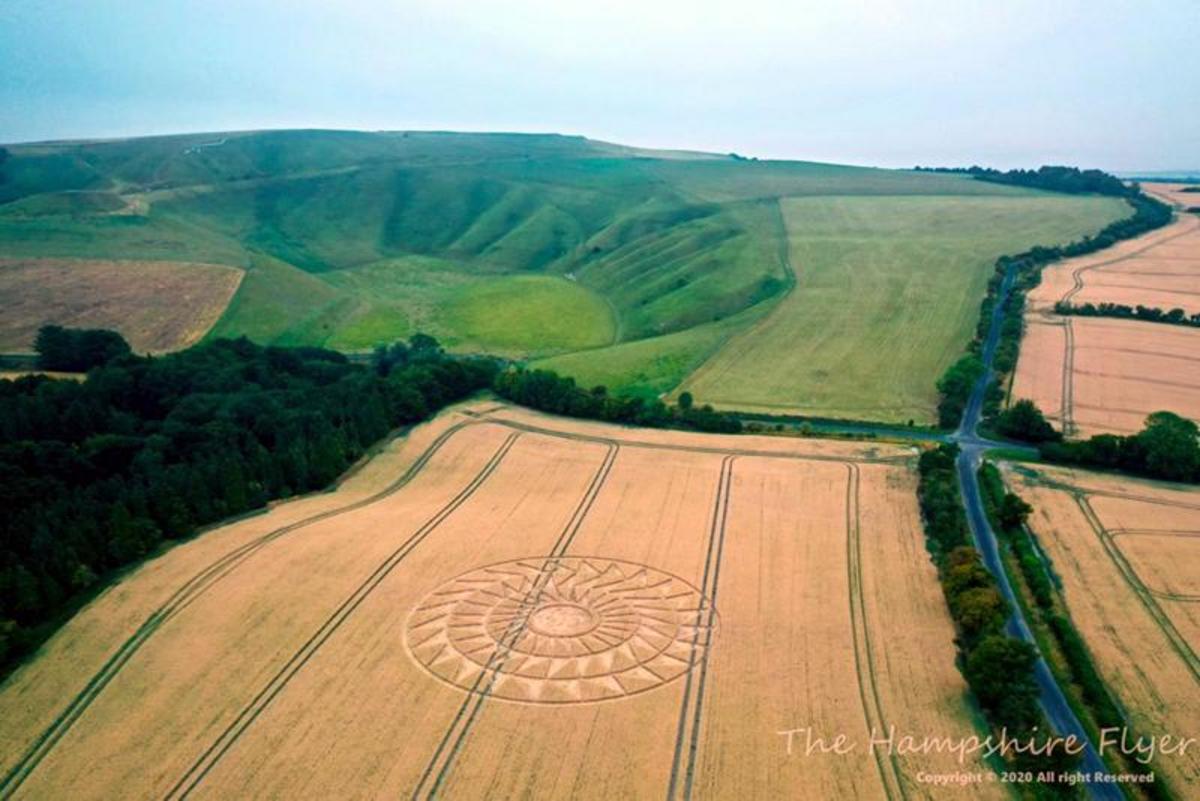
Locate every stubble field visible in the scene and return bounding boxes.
[1002,463,1200,793]
[0,257,243,353]
[0,402,1002,800]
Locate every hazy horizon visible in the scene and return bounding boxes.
[2,0,1197,172]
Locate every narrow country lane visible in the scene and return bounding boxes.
[952,264,1123,801]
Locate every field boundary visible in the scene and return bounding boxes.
[165,431,523,800]
[468,412,911,466]
[1071,493,1200,685]
[667,198,794,400]
[1108,529,1200,601]
[1060,216,1200,305]
[0,417,488,801]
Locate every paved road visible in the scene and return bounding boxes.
[953,264,1123,801]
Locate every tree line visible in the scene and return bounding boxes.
[977,465,1166,797]
[1041,410,1200,483]
[493,368,742,434]
[0,329,497,671]
[917,445,1080,789]
[992,397,1200,484]
[935,169,1172,429]
[0,326,746,672]
[1054,300,1200,329]
[913,164,1135,197]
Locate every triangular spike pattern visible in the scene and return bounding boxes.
[405,557,716,704]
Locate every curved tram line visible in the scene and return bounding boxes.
[0,418,488,801]
[1072,493,1200,686]
[164,432,524,799]
[1061,215,1200,305]
[4,406,911,799]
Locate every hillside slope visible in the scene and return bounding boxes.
[0,130,1128,418]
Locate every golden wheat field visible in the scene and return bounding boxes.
[1012,186,1200,436]
[1002,463,1200,792]
[0,402,1001,801]
[1027,191,1200,317]
[0,258,243,353]
[1010,315,1200,436]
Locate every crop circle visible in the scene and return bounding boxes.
[405,557,716,704]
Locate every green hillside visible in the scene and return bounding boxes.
[0,130,1129,418]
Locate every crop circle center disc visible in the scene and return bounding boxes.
[528,603,598,637]
[405,557,716,704]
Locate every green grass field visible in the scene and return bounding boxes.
[675,194,1129,423]
[0,129,1129,419]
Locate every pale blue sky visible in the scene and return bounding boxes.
[2,0,1197,170]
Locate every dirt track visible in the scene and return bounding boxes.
[0,402,1002,800]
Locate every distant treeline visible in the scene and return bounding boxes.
[1055,300,1200,328]
[917,445,1079,783]
[1041,410,1200,483]
[914,164,1134,197]
[493,368,742,434]
[0,330,496,670]
[934,167,1172,428]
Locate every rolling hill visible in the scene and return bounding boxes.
[0,130,1129,420]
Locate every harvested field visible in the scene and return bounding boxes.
[1028,208,1200,316]
[1001,463,1200,793]
[1011,315,1200,436]
[0,402,1002,800]
[0,258,243,352]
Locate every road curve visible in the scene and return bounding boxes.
[952,262,1123,801]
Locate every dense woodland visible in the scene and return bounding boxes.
[0,331,497,669]
[0,330,743,672]
[935,167,1173,428]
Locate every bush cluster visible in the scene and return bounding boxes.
[1041,411,1200,483]
[918,446,1080,789]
